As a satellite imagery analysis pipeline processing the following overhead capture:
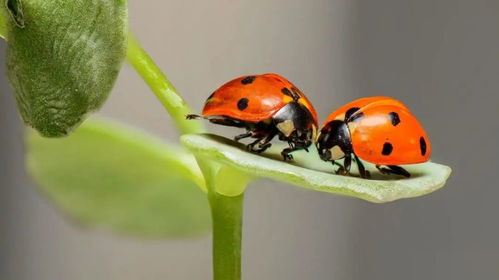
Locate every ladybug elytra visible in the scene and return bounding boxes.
[316,96,431,178]
[187,73,318,160]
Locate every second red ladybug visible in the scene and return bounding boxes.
[316,96,431,178]
[187,73,318,160]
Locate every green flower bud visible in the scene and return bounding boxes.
[6,0,128,137]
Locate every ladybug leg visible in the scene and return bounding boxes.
[387,165,411,178]
[246,131,276,153]
[331,161,345,174]
[376,165,411,178]
[234,131,253,141]
[335,165,345,175]
[336,154,352,175]
[255,132,276,153]
[256,142,272,153]
[281,141,308,161]
[247,138,263,153]
[281,141,294,161]
[376,165,391,176]
[331,161,344,169]
[353,154,371,179]
[281,148,294,161]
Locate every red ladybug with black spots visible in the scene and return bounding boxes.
[316,96,431,178]
[187,73,318,160]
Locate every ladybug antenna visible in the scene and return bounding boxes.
[186,114,202,120]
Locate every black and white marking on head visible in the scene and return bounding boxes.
[420,136,427,156]
[382,142,393,156]
[330,145,346,160]
[388,112,401,126]
[241,76,256,85]
[276,119,295,137]
[237,98,249,110]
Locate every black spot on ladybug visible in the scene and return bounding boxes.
[420,137,427,156]
[349,112,365,122]
[382,142,393,156]
[281,87,293,97]
[241,76,256,85]
[345,107,360,120]
[388,112,401,126]
[237,98,249,110]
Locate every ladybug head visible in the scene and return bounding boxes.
[316,120,352,161]
[272,102,317,146]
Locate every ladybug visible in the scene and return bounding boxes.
[316,96,431,178]
[187,73,318,160]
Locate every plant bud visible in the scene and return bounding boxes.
[6,0,128,137]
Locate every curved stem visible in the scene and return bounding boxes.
[126,33,244,280]
[126,34,204,135]
[209,191,244,280]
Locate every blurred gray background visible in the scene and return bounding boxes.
[1,0,498,279]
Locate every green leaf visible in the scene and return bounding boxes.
[6,0,128,137]
[27,119,211,238]
[181,134,452,203]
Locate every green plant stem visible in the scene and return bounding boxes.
[125,32,216,190]
[126,34,204,135]
[209,191,244,280]
[0,7,8,40]
[127,33,244,279]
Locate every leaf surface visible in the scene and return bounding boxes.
[27,119,210,238]
[182,134,451,203]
